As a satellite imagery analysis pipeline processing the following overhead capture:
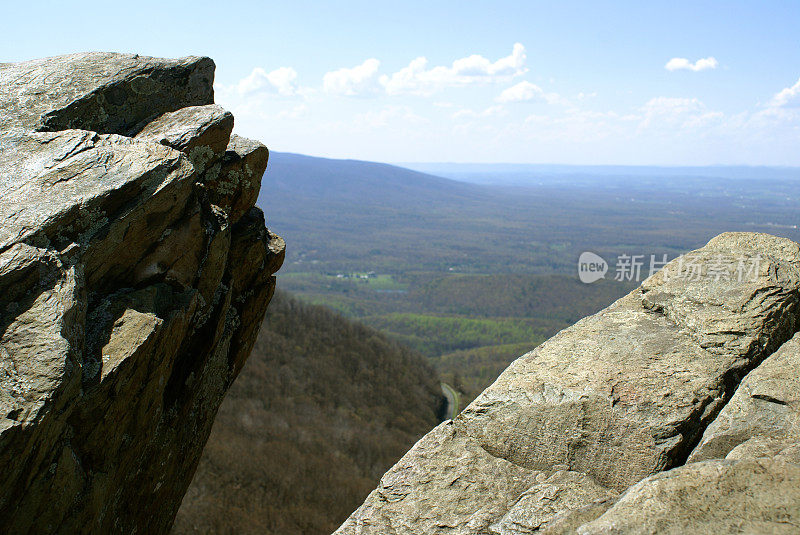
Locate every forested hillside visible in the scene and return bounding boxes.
[173,291,443,535]
[283,272,636,403]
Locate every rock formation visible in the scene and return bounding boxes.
[0,53,284,534]
[337,232,800,534]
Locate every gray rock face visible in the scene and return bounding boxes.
[203,134,269,223]
[135,104,233,172]
[578,458,800,534]
[337,232,800,534]
[490,471,618,535]
[0,53,283,534]
[336,421,541,535]
[0,52,214,134]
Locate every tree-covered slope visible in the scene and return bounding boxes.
[173,291,443,535]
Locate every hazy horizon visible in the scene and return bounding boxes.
[273,150,800,170]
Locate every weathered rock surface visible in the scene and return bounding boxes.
[135,104,233,172]
[489,471,617,535]
[0,53,283,534]
[336,421,541,535]
[337,232,800,534]
[0,52,214,134]
[579,458,800,534]
[688,331,800,464]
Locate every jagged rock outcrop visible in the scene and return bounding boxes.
[337,232,800,534]
[0,53,284,534]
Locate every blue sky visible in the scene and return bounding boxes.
[3,1,800,165]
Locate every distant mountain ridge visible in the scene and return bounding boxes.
[262,151,483,203]
[256,150,800,275]
[398,162,800,185]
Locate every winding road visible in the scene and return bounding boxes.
[440,382,460,421]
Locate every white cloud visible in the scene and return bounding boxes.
[352,106,429,129]
[665,57,719,72]
[452,43,527,76]
[211,52,800,165]
[234,66,300,96]
[769,78,800,107]
[380,43,528,96]
[638,97,723,130]
[496,81,543,102]
[495,81,566,105]
[453,105,506,120]
[641,96,704,114]
[323,58,381,96]
[521,109,625,142]
[277,104,308,119]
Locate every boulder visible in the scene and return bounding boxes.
[201,134,270,223]
[0,53,283,534]
[455,233,799,492]
[338,232,800,534]
[134,104,233,172]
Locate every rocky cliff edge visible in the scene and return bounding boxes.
[337,232,800,534]
[0,53,284,534]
